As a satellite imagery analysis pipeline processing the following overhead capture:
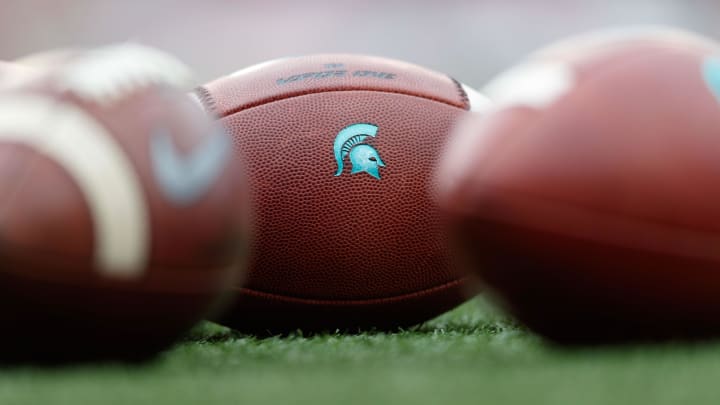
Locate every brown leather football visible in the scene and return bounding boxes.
[0,44,248,362]
[196,54,488,334]
[439,28,720,343]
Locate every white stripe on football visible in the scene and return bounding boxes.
[0,93,149,279]
[58,43,194,105]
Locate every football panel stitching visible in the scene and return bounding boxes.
[200,86,467,119]
[450,76,471,110]
[235,277,469,306]
[192,86,218,115]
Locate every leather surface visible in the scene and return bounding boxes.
[0,71,248,360]
[201,54,472,332]
[71,88,249,271]
[201,54,469,117]
[441,39,720,341]
[0,85,248,279]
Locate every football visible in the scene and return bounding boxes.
[196,54,489,333]
[0,44,248,362]
[438,28,720,343]
[13,48,78,68]
[0,61,37,90]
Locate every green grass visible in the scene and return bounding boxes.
[1,297,719,404]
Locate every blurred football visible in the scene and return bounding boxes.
[0,61,38,90]
[196,54,488,333]
[439,28,720,343]
[0,44,248,362]
[13,48,79,69]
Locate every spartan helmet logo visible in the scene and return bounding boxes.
[333,123,386,179]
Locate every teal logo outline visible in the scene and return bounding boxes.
[704,56,720,102]
[333,123,385,180]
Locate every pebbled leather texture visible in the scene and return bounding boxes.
[201,54,472,333]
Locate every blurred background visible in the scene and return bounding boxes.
[0,0,718,88]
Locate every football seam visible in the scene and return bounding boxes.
[454,185,720,263]
[193,86,217,114]
[236,276,469,306]
[196,86,467,118]
[449,77,471,110]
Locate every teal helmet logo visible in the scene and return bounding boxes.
[333,123,385,180]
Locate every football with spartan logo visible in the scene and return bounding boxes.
[196,54,489,333]
[439,28,720,342]
[0,44,248,362]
